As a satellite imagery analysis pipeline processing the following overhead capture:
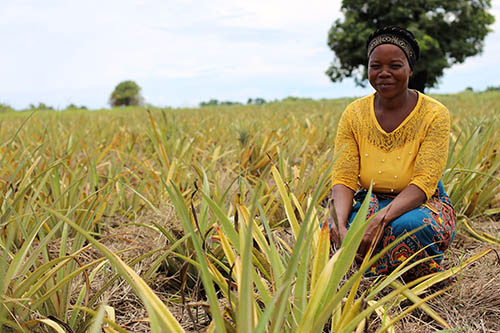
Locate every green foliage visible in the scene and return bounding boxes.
[281,96,314,103]
[109,80,143,107]
[485,85,500,92]
[66,103,88,110]
[220,100,242,106]
[248,97,267,105]
[0,92,498,331]
[326,0,495,92]
[28,102,54,110]
[200,99,243,107]
[200,98,219,107]
[0,103,15,113]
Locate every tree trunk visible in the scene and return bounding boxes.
[409,70,427,93]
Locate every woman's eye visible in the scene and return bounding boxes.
[391,64,402,69]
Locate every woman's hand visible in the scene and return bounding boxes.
[358,209,388,256]
[329,184,355,248]
[330,222,348,248]
[357,184,426,258]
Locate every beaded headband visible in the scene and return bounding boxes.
[367,34,417,69]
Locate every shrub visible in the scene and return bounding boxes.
[109,80,143,107]
[0,103,15,113]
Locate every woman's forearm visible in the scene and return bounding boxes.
[331,184,355,228]
[383,184,426,223]
[331,183,425,228]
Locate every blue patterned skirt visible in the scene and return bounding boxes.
[347,181,456,280]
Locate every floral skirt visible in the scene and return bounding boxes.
[347,181,456,280]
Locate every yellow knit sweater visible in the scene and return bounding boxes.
[332,92,450,200]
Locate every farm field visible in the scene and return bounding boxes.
[0,91,499,332]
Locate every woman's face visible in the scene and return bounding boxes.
[368,44,412,99]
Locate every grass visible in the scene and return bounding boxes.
[0,91,498,332]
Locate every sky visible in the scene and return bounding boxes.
[1,0,499,110]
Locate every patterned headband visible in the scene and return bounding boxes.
[367,34,417,69]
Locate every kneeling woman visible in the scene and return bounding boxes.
[330,26,456,280]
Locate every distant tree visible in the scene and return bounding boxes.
[465,87,474,92]
[253,98,266,105]
[109,80,143,107]
[326,0,495,92]
[220,101,242,106]
[247,97,266,105]
[0,103,15,113]
[485,85,500,92]
[200,99,244,107]
[29,103,54,110]
[281,96,314,103]
[200,99,219,107]
[66,104,88,110]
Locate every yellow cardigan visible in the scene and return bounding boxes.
[332,92,450,200]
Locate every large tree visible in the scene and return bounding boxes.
[326,0,495,92]
[109,80,143,107]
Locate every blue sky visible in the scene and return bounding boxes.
[1,0,499,109]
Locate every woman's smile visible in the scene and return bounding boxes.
[368,44,413,99]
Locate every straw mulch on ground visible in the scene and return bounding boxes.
[73,211,499,333]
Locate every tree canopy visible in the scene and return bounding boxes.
[0,103,15,113]
[326,0,495,92]
[109,80,143,107]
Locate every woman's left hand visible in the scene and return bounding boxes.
[357,185,427,259]
[358,209,388,257]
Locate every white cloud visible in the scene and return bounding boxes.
[0,0,498,108]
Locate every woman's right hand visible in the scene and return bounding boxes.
[330,222,348,248]
[329,184,355,248]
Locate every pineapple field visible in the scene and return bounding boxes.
[0,91,499,332]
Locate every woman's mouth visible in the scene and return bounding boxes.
[378,83,395,89]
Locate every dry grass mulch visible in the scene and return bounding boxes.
[393,217,500,333]
[66,210,499,333]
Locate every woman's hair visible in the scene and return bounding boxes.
[366,26,420,70]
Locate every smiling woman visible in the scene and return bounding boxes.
[329,26,457,280]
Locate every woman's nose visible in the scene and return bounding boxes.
[378,69,391,78]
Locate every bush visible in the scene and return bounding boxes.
[0,103,15,113]
[109,80,143,107]
[200,99,242,107]
[28,103,54,110]
[247,97,266,105]
[66,104,88,110]
[485,85,500,92]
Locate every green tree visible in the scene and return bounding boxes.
[109,80,143,107]
[28,103,54,110]
[326,0,495,92]
[200,99,219,107]
[247,97,266,105]
[485,85,500,91]
[0,103,15,113]
[66,104,88,110]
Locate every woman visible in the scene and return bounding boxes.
[330,26,456,279]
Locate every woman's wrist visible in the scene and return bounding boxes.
[375,205,392,226]
[335,213,348,229]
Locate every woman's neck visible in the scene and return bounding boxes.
[376,89,414,112]
[373,89,418,133]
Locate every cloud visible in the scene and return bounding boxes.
[0,0,498,108]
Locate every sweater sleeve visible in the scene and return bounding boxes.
[410,106,450,199]
[332,107,360,191]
